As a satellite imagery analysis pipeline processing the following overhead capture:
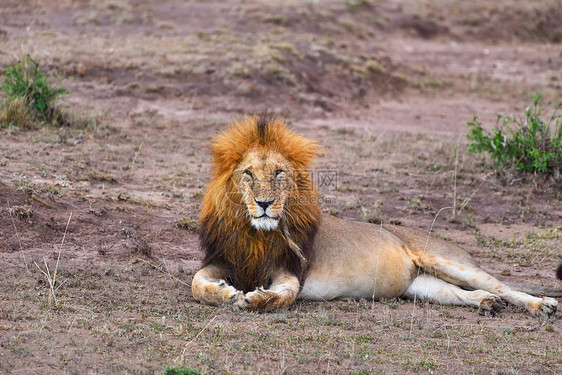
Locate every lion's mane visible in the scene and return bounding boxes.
[199,115,321,292]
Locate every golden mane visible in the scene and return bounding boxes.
[199,115,321,292]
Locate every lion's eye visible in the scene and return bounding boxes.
[244,169,253,177]
[275,169,284,177]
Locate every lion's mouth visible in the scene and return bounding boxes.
[253,214,279,220]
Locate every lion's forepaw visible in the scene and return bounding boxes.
[232,288,281,312]
[229,291,246,310]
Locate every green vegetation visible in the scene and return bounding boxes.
[467,93,561,175]
[162,366,201,375]
[1,54,68,129]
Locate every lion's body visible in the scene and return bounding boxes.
[191,115,560,317]
[301,215,417,300]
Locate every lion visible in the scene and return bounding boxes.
[191,115,561,317]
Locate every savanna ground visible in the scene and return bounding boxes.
[1,0,561,374]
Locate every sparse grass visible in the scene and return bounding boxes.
[361,200,384,224]
[88,170,117,183]
[346,0,371,10]
[1,54,68,129]
[176,217,199,232]
[117,192,158,208]
[2,2,561,374]
[474,226,561,265]
[7,204,33,219]
[435,234,453,242]
[467,93,561,176]
[122,228,152,257]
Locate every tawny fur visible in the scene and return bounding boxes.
[192,115,560,317]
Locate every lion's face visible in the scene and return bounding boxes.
[236,149,295,231]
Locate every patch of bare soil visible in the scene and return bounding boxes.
[0,1,561,374]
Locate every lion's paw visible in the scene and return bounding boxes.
[229,291,246,311]
[233,288,280,312]
[536,297,558,319]
[231,289,264,311]
[478,295,505,316]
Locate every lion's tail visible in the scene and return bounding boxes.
[505,282,562,297]
[505,264,562,297]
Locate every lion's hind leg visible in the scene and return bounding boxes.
[408,251,558,318]
[403,274,504,315]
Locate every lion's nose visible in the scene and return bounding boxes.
[255,199,275,210]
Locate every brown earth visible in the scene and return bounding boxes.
[0,1,561,374]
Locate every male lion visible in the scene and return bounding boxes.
[192,115,561,317]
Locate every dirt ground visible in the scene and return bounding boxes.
[1,1,561,374]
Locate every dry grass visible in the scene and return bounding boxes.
[0,97,34,129]
[33,212,72,309]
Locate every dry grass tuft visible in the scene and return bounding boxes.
[33,212,73,309]
[0,97,34,129]
[7,204,33,219]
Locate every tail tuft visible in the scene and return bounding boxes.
[557,263,562,280]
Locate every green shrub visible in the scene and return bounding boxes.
[162,366,201,375]
[467,93,561,175]
[1,54,68,128]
